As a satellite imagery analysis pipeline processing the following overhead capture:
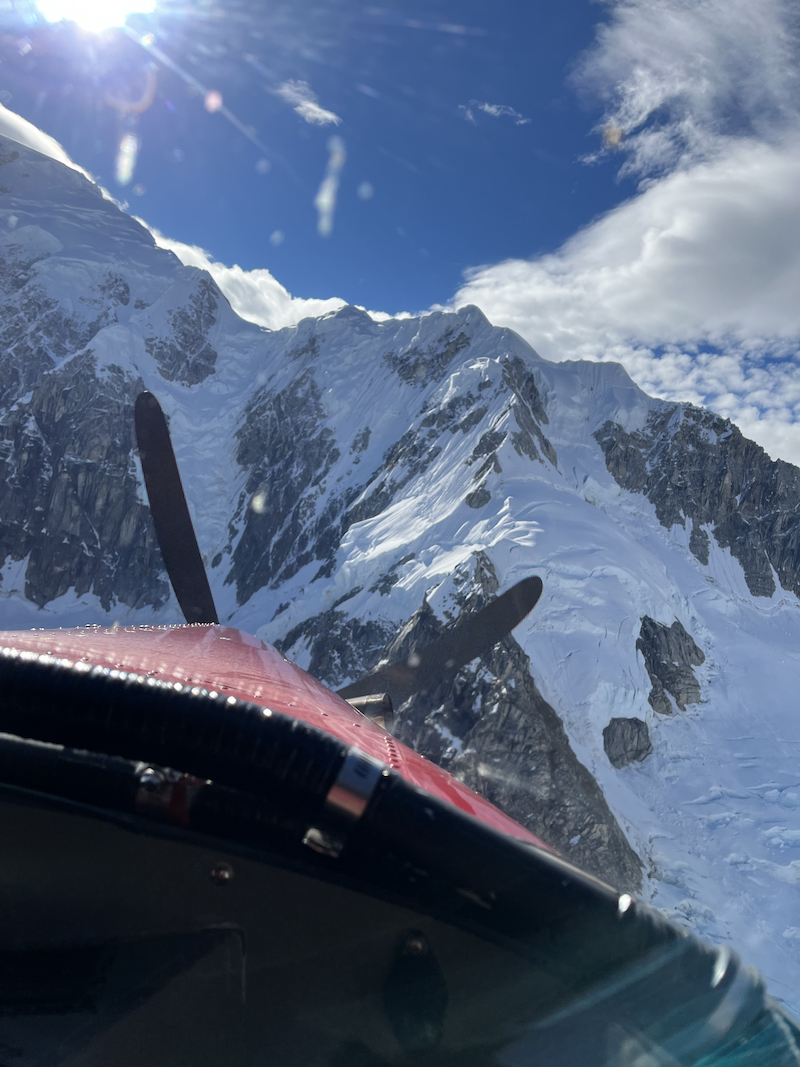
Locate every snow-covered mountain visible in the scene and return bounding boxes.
[3,133,800,1014]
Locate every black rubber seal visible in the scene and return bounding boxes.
[0,646,346,821]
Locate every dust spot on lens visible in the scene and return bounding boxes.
[315,135,346,237]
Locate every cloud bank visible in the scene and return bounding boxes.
[448,0,800,465]
[149,229,345,330]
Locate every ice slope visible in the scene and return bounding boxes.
[1,132,800,1012]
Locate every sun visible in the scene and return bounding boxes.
[35,0,156,34]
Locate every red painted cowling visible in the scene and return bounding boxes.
[0,623,552,851]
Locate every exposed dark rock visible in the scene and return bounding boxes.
[81,272,130,311]
[596,404,800,598]
[458,407,487,434]
[418,393,483,435]
[465,485,491,509]
[288,334,320,362]
[502,355,558,467]
[603,717,653,768]
[275,608,394,690]
[369,553,415,596]
[384,328,470,387]
[636,616,705,714]
[0,143,19,168]
[229,369,342,602]
[689,521,710,565]
[0,351,168,611]
[0,252,111,411]
[350,426,370,454]
[468,429,507,465]
[145,276,219,385]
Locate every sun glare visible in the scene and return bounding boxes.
[35,0,156,34]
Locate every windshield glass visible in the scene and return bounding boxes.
[1,0,799,1053]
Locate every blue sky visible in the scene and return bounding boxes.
[3,0,800,466]
[0,0,635,312]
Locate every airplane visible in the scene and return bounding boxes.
[0,391,796,1066]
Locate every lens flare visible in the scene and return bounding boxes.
[34,0,156,34]
[204,90,223,113]
[114,133,138,185]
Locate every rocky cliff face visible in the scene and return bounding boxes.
[596,404,800,599]
[602,717,653,770]
[0,349,164,610]
[636,616,705,715]
[5,132,800,1003]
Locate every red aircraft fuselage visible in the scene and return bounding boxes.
[1,623,551,851]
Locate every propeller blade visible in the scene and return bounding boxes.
[337,575,543,705]
[134,391,219,625]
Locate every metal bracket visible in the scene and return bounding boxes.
[303,751,388,858]
[345,692,394,732]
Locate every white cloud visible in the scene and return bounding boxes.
[147,227,345,330]
[575,0,800,176]
[274,80,342,126]
[443,0,800,466]
[459,100,530,125]
[450,135,800,463]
